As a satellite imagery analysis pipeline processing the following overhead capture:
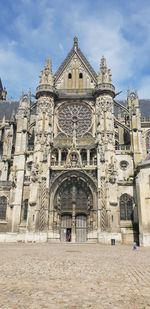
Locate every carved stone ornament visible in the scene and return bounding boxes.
[108,157,117,184]
[128,91,137,101]
[97,56,112,84]
[96,96,113,113]
[120,160,129,170]
[65,145,82,168]
[31,162,39,182]
[39,59,53,86]
[37,96,54,114]
[58,103,92,137]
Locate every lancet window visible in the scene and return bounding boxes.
[120,194,133,221]
[21,199,28,221]
[0,196,7,220]
[146,131,150,153]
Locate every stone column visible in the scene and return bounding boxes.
[72,203,76,243]
[87,149,90,165]
[58,149,61,166]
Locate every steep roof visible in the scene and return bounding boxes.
[0,99,150,121]
[0,78,3,91]
[54,37,97,83]
[0,100,19,120]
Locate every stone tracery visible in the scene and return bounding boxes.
[58,103,92,137]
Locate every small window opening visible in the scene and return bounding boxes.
[79,72,83,79]
[68,73,72,79]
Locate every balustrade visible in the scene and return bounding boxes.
[50,159,97,167]
[141,117,150,122]
[115,145,131,151]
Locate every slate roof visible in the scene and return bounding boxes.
[0,100,19,120]
[0,99,150,121]
[0,78,3,91]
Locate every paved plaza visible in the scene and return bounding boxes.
[0,243,150,309]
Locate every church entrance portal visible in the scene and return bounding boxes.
[53,174,94,243]
[76,215,87,242]
[61,215,72,242]
[61,214,87,242]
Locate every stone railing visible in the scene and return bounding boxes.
[36,84,54,92]
[0,181,12,188]
[51,160,97,167]
[115,145,131,151]
[94,83,115,97]
[141,117,150,122]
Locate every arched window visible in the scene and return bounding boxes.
[62,149,68,162]
[27,161,32,171]
[146,131,150,153]
[51,149,58,165]
[68,73,72,79]
[0,196,7,220]
[21,199,28,221]
[80,149,87,165]
[79,72,83,79]
[120,194,133,220]
[90,148,97,165]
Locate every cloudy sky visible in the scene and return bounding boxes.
[0,0,150,100]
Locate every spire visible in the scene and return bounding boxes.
[0,78,7,100]
[98,56,112,84]
[94,56,115,98]
[73,36,78,51]
[10,109,16,122]
[39,58,53,86]
[36,58,55,98]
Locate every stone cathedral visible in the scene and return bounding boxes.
[0,37,150,246]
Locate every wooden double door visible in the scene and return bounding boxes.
[61,214,87,243]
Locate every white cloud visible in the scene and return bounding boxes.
[61,9,135,97]
[1,0,150,99]
[58,43,64,52]
[0,47,40,98]
[138,76,150,99]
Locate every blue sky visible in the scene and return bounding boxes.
[0,0,150,100]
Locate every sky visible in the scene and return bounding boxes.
[0,0,150,100]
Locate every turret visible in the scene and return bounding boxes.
[27,59,55,232]
[127,91,142,165]
[94,57,116,155]
[0,78,7,100]
[95,57,118,234]
[94,56,115,98]
[36,59,55,99]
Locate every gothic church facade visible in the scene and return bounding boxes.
[0,37,150,245]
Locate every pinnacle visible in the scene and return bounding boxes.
[100,56,107,69]
[73,36,78,49]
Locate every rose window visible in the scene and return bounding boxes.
[58,103,92,137]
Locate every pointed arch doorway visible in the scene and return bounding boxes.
[60,214,87,242]
[54,174,95,243]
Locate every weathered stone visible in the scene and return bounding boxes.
[0,38,150,245]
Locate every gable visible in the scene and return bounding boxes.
[54,38,97,90]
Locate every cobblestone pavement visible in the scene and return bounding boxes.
[0,243,150,309]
